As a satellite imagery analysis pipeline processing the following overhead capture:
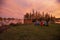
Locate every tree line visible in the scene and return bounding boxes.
[24,10,56,23]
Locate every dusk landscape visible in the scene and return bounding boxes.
[0,0,60,40]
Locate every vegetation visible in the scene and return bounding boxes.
[0,24,60,40]
[0,17,19,21]
[24,10,55,22]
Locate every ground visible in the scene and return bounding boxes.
[0,24,60,40]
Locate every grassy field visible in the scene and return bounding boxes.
[0,24,60,40]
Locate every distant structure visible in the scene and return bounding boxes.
[24,10,56,24]
[0,17,23,26]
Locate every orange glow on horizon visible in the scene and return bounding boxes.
[0,0,60,19]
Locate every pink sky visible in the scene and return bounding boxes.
[0,0,60,19]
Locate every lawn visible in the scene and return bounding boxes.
[0,24,60,40]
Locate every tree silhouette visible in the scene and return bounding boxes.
[0,17,2,21]
[24,10,56,24]
[24,13,30,19]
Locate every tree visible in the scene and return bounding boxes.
[24,10,56,24]
[24,13,29,19]
[29,12,32,19]
[50,15,56,23]
[0,17,2,21]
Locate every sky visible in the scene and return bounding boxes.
[0,0,60,19]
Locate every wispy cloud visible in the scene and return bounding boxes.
[0,0,60,18]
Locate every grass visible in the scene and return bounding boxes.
[0,24,60,40]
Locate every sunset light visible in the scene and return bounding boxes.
[0,0,60,40]
[0,0,60,19]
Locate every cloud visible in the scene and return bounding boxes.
[0,0,60,18]
[57,0,60,3]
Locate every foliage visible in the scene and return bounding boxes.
[24,10,55,23]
